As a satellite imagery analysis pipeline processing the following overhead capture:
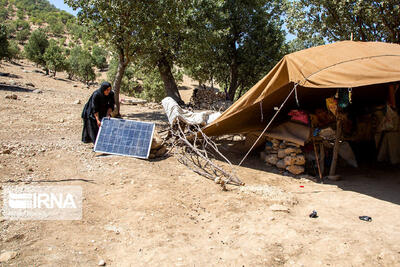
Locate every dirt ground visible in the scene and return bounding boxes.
[1,60,400,266]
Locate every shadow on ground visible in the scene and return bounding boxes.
[324,164,400,205]
[124,111,169,128]
[216,139,400,205]
[0,84,34,93]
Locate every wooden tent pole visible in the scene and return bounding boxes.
[313,139,323,182]
[329,115,342,177]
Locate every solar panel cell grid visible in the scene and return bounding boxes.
[93,118,155,159]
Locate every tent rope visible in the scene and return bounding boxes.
[238,84,299,166]
[295,86,300,107]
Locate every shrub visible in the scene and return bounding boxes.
[91,45,108,70]
[43,40,67,77]
[16,28,30,43]
[0,24,9,61]
[7,40,21,60]
[24,29,49,72]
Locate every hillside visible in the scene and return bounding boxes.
[1,58,400,266]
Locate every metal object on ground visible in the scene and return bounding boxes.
[94,118,154,159]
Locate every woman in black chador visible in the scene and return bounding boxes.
[81,82,115,143]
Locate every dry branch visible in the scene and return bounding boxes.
[168,121,243,188]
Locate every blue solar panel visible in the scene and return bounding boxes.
[94,118,155,159]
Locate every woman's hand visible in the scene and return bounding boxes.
[97,119,101,127]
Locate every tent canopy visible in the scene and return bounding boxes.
[203,41,400,136]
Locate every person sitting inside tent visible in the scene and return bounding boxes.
[81,82,115,143]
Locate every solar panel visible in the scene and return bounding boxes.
[94,118,155,159]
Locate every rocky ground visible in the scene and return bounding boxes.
[0,60,400,266]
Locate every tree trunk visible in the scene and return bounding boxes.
[227,57,239,101]
[112,53,128,117]
[157,56,184,105]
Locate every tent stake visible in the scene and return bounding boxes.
[238,84,298,166]
[329,115,342,178]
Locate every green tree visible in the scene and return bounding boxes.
[7,39,21,61]
[77,49,95,85]
[24,29,49,74]
[66,0,145,116]
[286,0,400,44]
[0,24,9,62]
[65,45,95,84]
[16,28,30,43]
[133,0,198,105]
[65,45,81,79]
[50,22,64,37]
[16,9,24,20]
[91,45,108,71]
[15,19,30,31]
[183,0,286,101]
[0,8,8,22]
[43,40,66,77]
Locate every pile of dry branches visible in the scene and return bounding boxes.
[166,122,243,189]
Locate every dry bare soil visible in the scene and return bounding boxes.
[1,60,400,266]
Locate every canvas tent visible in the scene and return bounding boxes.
[203,41,400,137]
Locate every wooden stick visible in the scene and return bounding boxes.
[313,139,323,182]
[319,143,325,175]
[329,116,342,177]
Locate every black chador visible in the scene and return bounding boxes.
[81,82,115,143]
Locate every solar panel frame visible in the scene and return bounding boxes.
[93,118,155,159]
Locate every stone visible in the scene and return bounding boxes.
[73,85,78,88]
[5,94,18,100]
[271,139,280,145]
[287,142,301,148]
[59,119,64,123]
[25,82,35,87]
[1,149,11,154]
[0,251,18,262]
[151,133,163,150]
[284,156,295,166]
[279,142,287,149]
[9,80,16,86]
[98,259,106,266]
[155,146,167,157]
[74,99,81,104]
[269,204,289,212]
[33,89,43,94]
[265,154,278,165]
[277,149,286,159]
[286,165,305,175]
[294,154,306,165]
[276,160,286,169]
[284,147,297,155]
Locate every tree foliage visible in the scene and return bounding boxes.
[43,40,67,77]
[7,39,21,61]
[91,45,108,71]
[0,24,9,62]
[183,0,286,101]
[16,28,30,43]
[66,45,96,84]
[286,0,400,44]
[66,0,146,115]
[24,29,49,71]
[107,55,183,103]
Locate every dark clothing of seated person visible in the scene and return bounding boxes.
[81,82,115,143]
